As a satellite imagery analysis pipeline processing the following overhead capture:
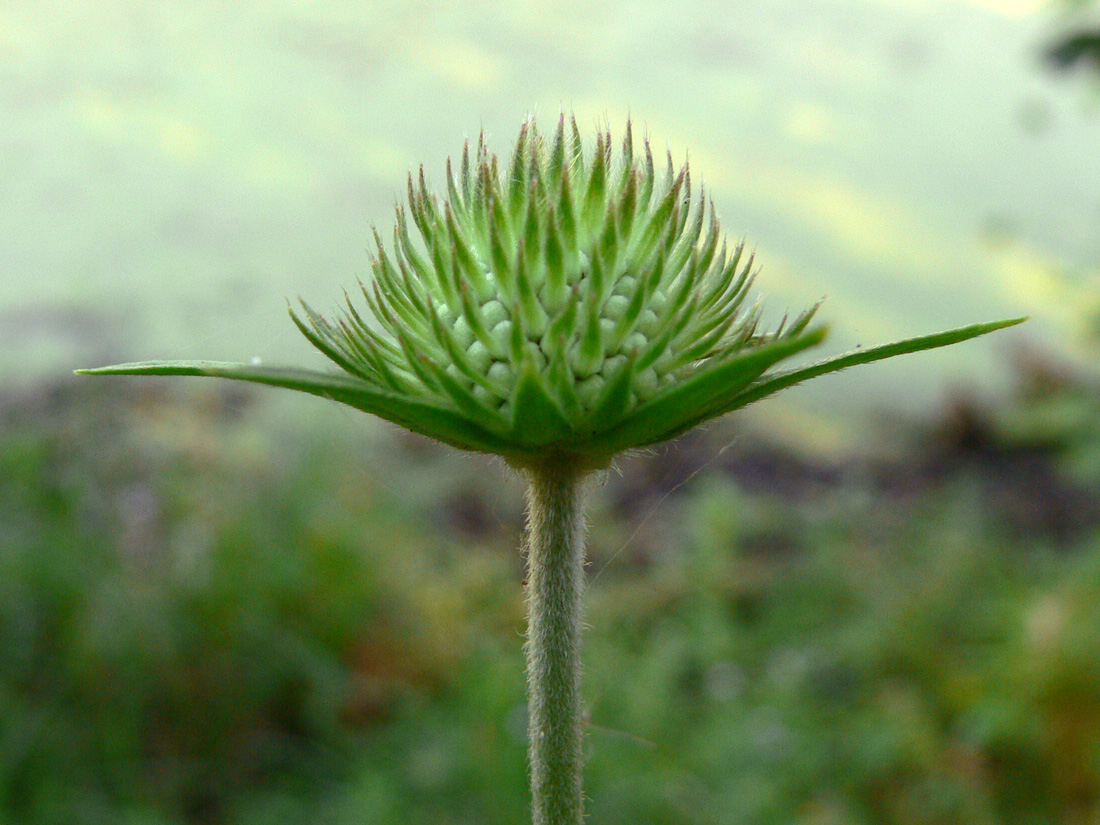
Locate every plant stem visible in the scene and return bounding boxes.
[523,458,588,825]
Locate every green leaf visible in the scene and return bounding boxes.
[583,131,609,229]
[446,203,490,301]
[74,361,517,455]
[556,166,577,251]
[289,302,371,381]
[459,139,473,203]
[597,328,829,454]
[548,113,566,188]
[508,120,529,213]
[725,317,1029,412]
[584,355,635,430]
[620,120,634,181]
[509,363,575,446]
[638,137,655,209]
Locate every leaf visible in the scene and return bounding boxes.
[508,362,575,447]
[724,317,1028,412]
[74,361,517,455]
[596,328,828,455]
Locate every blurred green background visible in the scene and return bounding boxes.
[3,1,1100,823]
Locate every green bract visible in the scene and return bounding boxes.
[79,115,1024,468]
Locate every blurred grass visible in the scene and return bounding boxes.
[2,354,1100,824]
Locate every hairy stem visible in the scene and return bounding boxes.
[523,458,588,825]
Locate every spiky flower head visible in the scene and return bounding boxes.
[291,115,826,466]
[78,115,1024,470]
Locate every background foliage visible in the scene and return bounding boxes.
[3,351,1099,823]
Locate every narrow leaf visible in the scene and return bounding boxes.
[75,361,517,455]
[726,318,1029,411]
[598,328,828,454]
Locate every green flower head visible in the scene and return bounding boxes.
[79,114,1023,469]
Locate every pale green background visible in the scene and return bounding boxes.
[3,0,1096,429]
